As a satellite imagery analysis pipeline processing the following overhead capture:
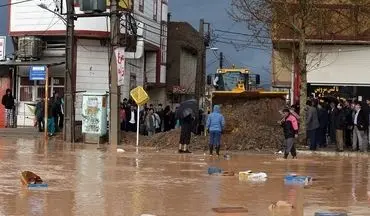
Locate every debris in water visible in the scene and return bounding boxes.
[268,201,293,213]
[284,174,312,186]
[117,148,125,153]
[314,212,348,216]
[21,171,48,188]
[239,170,268,182]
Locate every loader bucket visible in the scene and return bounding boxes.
[211,91,287,106]
[211,91,287,134]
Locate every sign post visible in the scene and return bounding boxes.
[130,86,149,147]
[30,66,47,138]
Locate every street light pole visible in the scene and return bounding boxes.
[64,0,75,142]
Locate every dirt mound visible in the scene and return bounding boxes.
[140,98,286,151]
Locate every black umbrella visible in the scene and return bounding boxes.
[177,99,198,119]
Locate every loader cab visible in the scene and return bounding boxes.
[210,69,249,92]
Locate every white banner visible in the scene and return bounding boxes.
[115,48,125,86]
[0,36,5,61]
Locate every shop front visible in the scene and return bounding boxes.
[0,59,65,128]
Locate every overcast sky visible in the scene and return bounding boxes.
[169,0,271,85]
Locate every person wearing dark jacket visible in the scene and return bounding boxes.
[352,102,368,152]
[328,102,337,145]
[316,103,329,148]
[35,99,45,132]
[2,89,15,128]
[163,105,172,132]
[179,112,194,154]
[51,93,62,132]
[334,103,346,152]
[279,109,299,159]
[343,100,353,148]
[306,100,320,150]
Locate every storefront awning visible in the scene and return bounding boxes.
[0,57,65,67]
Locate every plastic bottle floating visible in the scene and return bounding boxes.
[314,212,348,216]
[284,173,312,186]
[239,170,268,182]
[21,171,48,189]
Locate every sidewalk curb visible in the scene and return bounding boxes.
[297,150,369,157]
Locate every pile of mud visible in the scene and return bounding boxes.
[140,98,286,151]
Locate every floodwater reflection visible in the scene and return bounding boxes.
[0,137,369,215]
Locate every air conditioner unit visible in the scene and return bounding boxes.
[80,0,106,13]
[18,36,43,60]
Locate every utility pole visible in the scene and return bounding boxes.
[109,0,121,146]
[195,19,205,106]
[64,0,75,142]
[219,52,223,69]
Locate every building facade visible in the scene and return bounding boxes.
[271,2,370,104]
[5,0,168,126]
[166,21,204,105]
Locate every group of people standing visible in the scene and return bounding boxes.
[305,99,369,152]
[119,99,179,137]
[282,98,370,157]
[35,92,64,136]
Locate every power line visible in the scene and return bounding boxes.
[214,29,270,39]
[213,39,271,51]
[0,0,33,8]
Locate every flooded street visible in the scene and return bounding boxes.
[0,138,370,216]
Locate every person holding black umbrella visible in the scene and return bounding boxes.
[177,100,198,153]
[178,109,194,153]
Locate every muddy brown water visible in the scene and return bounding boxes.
[0,138,369,216]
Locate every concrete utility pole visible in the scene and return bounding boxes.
[195,19,205,106]
[219,52,223,69]
[109,0,121,146]
[64,0,75,142]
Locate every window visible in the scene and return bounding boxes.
[153,0,158,21]
[139,0,144,12]
[18,77,64,102]
[19,77,33,102]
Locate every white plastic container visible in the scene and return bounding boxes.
[239,170,268,182]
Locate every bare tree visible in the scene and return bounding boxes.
[229,0,370,141]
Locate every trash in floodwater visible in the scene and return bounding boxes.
[21,171,48,188]
[224,154,231,160]
[314,213,348,216]
[268,200,293,211]
[208,167,223,175]
[212,207,248,213]
[117,148,125,153]
[284,174,312,186]
[221,171,235,176]
[268,201,293,215]
[208,167,235,176]
[239,170,268,182]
